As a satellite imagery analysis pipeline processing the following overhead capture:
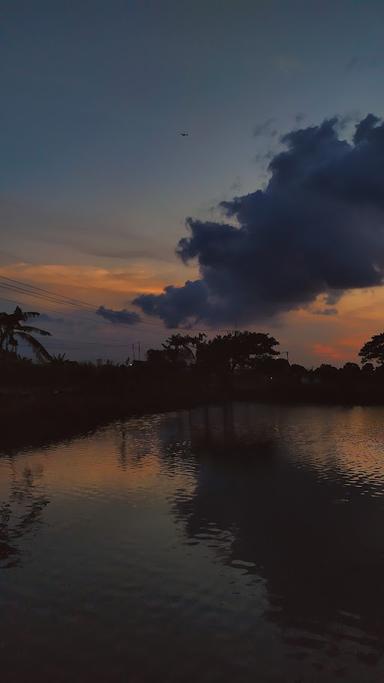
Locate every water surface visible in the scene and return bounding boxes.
[1,403,384,682]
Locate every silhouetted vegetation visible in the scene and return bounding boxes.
[3,327,384,451]
[0,306,51,360]
[359,333,384,365]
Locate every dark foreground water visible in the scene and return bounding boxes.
[1,404,384,682]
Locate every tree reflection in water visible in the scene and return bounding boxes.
[0,461,49,567]
[174,404,384,669]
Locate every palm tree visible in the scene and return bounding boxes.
[0,306,52,361]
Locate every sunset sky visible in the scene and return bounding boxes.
[2,0,384,365]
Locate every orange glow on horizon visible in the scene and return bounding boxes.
[312,343,345,362]
[0,261,192,308]
[2,261,384,364]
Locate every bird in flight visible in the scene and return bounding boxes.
[179,131,189,136]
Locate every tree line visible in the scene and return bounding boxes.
[2,305,384,373]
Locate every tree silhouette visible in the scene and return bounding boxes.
[359,333,384,366]
[197,331,280,374]
[0,306,52,361]
[147,331,280,373]
[162,333,207,365]
[147,333,207,367]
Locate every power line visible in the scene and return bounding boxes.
[0,273,237,336]
[0,281,95,313]
[0,276,140,322]
[0,283,166,331]
[0,293,115,330]
[0,275,96,309]
[0,276,171,330]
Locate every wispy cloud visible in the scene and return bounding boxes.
[253,118,278,139]
[312,308,338,317]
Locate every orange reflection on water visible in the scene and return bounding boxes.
[2,419,195,501]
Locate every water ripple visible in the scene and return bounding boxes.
[2,404,384,681]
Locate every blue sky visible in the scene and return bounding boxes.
[2,0,384,363]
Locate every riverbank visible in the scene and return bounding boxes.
[2,374,384,454]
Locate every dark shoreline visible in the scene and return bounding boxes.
[2,380,384,455]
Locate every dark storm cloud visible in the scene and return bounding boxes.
[96,306,141,325]
[134,115,384,328]
[134,280,209,329]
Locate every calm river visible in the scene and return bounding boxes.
[1,403,384,682]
